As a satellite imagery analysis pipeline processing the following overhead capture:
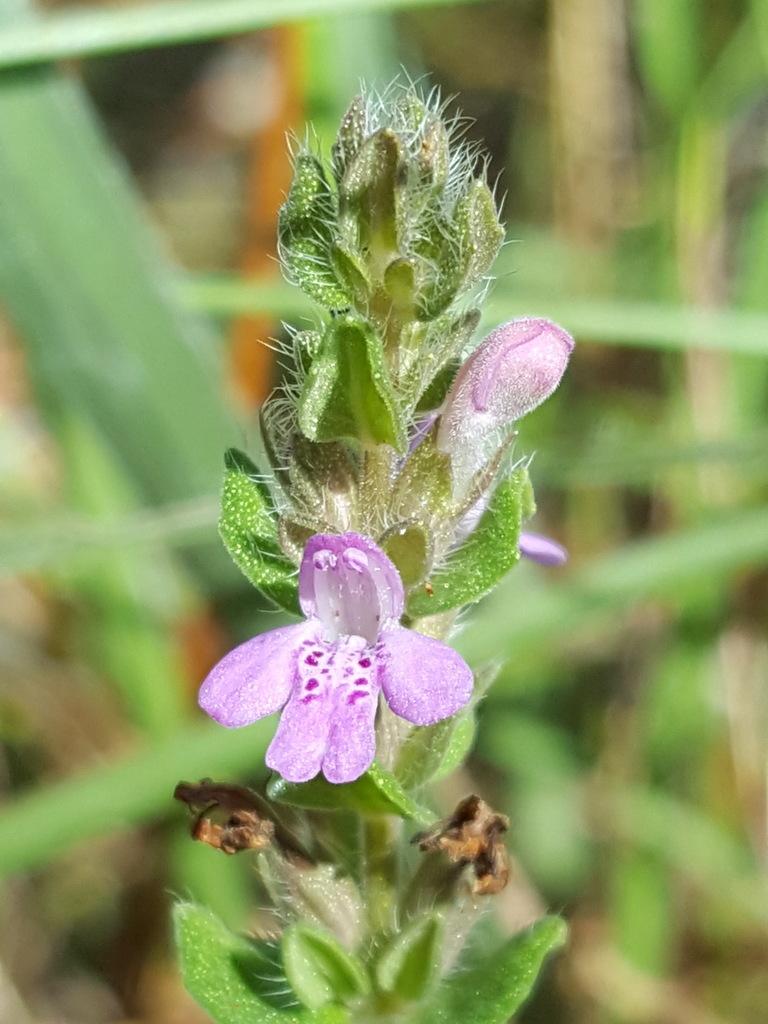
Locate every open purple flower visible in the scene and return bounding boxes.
[199,532,473,785]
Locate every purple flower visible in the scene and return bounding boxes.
[199,532,473,785]
[437,317,574,488]
[519,531,567,566]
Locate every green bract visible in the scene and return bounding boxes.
[218,448,299,614]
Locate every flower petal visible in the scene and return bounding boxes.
[266,682,334,783]
[377,626,473,726]
[299,533,404,637]
[322,648,379,784]
[198,622,314,728]
[519,531,568,566]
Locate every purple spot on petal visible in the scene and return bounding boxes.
[354,677,367,687]
[347,690,369,705]
[321,668,330,675]
[305,679,319,690]
[301,693,319,704]
[305,654,319,666]
[358,657,371,668]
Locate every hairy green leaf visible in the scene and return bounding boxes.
[417,916,567,1024]
[268,762,433,823]
[407,470,527,617]
[282,924,370,1010]
[298,317,406,451]
[375,913,443,1002]
[219,448,299,614]
[174,903,349,1024]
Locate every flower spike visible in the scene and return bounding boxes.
[199,533,473,785]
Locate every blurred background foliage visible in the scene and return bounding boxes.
[0,0,767,1022]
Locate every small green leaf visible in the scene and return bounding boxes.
[407,470,527,617]
[454,178,504,293]
[381,520,432,586]
[219,448,299,614]
[331,94,366,184]
[174,902,350,1024]
[394,717,459,789]
[298,317,406,452]
[417,916,568,1024]
[432,714,476,780]
[415,361,459,413]
[375,913,444,1002]
[384,257,417,312]
[331,244,371,307]
[339,129,403,261]
[283,924,370,1010]
[391,432,452,524]
[393,709,475,789]
[268,761,433,823]
[279,154,349,309]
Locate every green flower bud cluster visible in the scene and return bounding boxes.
[278,88,503,406]
[256,86,518,619]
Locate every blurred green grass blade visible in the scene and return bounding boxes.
[634,0,701,115]
[0,0,486,68]
[0,497,218,577]
[0,717,273,877]
[458,507,768,667]
[184,275,768,355]
[60,414,192,735]
[0,61,234,514]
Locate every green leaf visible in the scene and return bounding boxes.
[298,316,406,452]
[431,714,476,781]
[268,762,433,823]
[381,520,432,586]
[219,449,299,614]
[282,924,370,1010]
[331,244,371,307]
[391,432,452,524]
[407,470,527,617]
[339,128,402,263]
[375,913,444,1002]
[417,916,568,1024]
[174,903,349,1024]
[454,179,504,294]
[394,707,476,789]
[394,717,457,790]
[279,154,349,309]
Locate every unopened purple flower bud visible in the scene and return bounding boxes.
[436,318,574,487]
[519,531,567,566]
